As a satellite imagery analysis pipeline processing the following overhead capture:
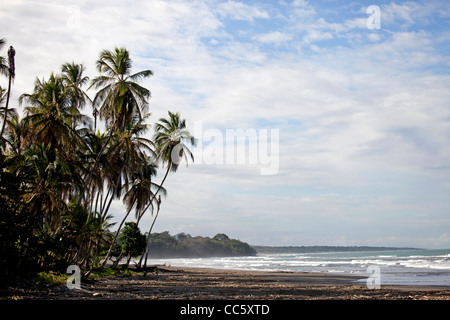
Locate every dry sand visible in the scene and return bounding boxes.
[3,266,450,300]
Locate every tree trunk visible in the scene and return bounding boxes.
[0,70,12,141]
[100,205,132,268]
[84,237,101,277]
[113,249,125,268]
[82,127,115,203]
[138,165,170,269]
[0,46,14,142]
[141,206,160,269]
[125,253,132,270]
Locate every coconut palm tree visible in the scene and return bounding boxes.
[61,62,90,108]
[135,160,165,224]
[19,72,90,231]
[61,62,91,129]
[84,47,153,192]
[100,113,158,267]
[84,212,116,276]
[19,74,89,152]
[141,111,196,268]
[0,86,9,149]
[19,143,72,232]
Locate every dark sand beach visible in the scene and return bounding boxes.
[3,267,450,300]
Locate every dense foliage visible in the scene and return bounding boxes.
[119,222,147,267]
[0,39,196,284]
[146,232,257,258]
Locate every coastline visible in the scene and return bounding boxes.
[3,266,450,300]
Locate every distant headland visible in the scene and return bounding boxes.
[146,232,257,258]
[253,245,421,254]
[145,231,420,258]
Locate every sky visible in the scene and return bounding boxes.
[1,0,450,248]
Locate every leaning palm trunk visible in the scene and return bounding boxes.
[100,205,132,268]
[84,237,101,277]
[112,248,126,268]
[98,163,126,268]
[138,165,170,269]
[0,46,15,142]
[140,204,161,269]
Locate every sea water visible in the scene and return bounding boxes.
[140,249,450,286]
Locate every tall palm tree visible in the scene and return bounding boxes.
[0,87,8,148]
[0,44,15,142]
[81,130,110,213]
[19,74,88,151]
[61,62,91,129]
[19,143,72,231]
[84,47,153,192]
[61,62,90,108]
[141,111,196,268]
[135,160,164,224]
[100,113,157,266]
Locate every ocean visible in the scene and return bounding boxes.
[140,248,450,286]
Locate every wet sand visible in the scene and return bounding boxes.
[3,266,450,300]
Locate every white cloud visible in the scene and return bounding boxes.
[381,1,422,27]
[303,29,333,43]
[216,0,269,21]
[253,31,292,45]
[292,0,309,7]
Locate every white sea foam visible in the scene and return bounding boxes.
[139,249,450,286]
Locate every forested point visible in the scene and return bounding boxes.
[146,232,257,258]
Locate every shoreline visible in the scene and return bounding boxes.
[2,266,450,300]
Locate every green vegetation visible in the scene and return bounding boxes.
[120,222,147,268]
[32,271,68,288]
[0,38,196,285]
[146,232,257,258]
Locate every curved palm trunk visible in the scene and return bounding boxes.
[0,46,14,141]
[138,165,170,269]
[100,204,132,268]
[140,204,161,269]
[84,237,101,277]
[99,163,127,268]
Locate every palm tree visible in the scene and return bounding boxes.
[135,160,164,224]
[61,62,91,129]
[19,74,88,152]
[0,44,15,142]
[141,111,196,268]
[0,39,8,77]
[100,113,158,267]
[61,62,90,108]
[84,47,153,192]
[84,212,116,276]
[81,130,111,215]
[0,106,21,155]
[0,86,9,148]
[19,144,72,231]
[19,72,90,225]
